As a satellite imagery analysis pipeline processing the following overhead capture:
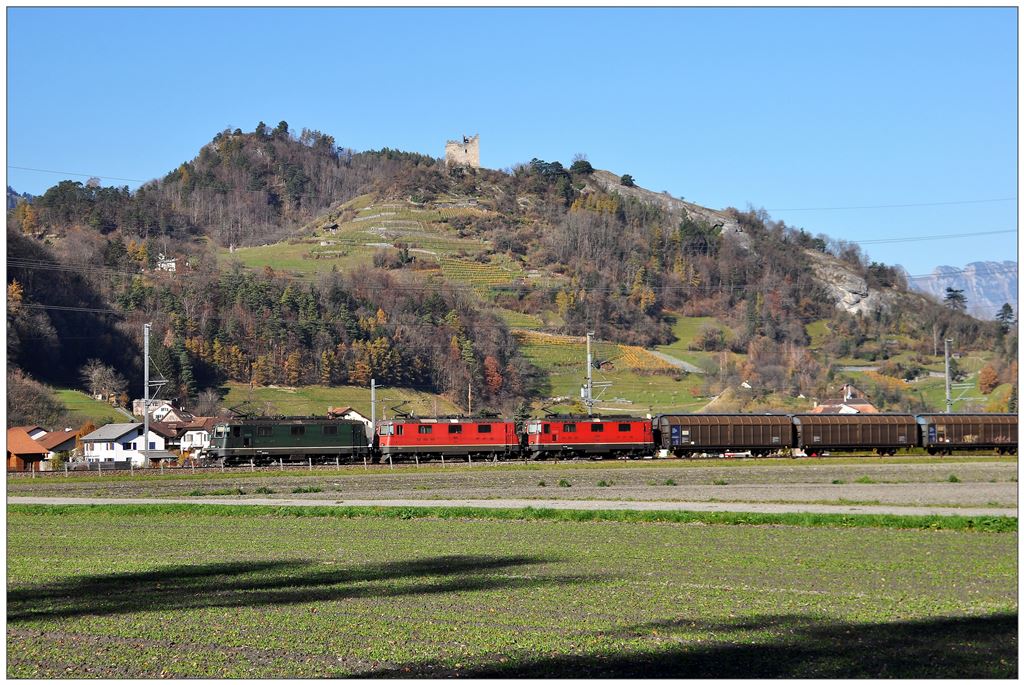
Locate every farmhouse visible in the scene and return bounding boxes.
[80,423,168,467]
[34,429,78,470]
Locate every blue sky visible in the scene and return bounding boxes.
[7,7,1017,277]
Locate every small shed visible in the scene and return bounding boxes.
[7,427,49,472]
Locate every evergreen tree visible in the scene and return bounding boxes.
[996,303,1015,333]
[943,287,967,312]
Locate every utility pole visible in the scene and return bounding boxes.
[143,323,150,465]
[585,332,594,416]
[468,384,472,415]
[371,379,376,425]
[944,338,953,414]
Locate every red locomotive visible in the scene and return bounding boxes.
[376,417,519,461]
[524,416,652,459]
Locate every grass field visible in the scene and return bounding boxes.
[7,504,1016,678]
[513,333,707,413]
[55,389,131,425]
[219,382,461,418]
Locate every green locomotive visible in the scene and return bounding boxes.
[206,417,371,465]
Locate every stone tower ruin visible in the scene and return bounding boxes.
[445,134,480,168]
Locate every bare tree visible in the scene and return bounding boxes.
[79,359,128,400]
[192,388,222,417]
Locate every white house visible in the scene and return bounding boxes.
[180,417,218,455]
[80,423,168,467]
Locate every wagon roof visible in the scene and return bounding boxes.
[915,414,1018,425]
[792,414,916,425]
[655,414,792,425]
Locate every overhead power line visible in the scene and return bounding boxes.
[767,197,1017,211]
[8,166,149,183]
[854,229,1017,245]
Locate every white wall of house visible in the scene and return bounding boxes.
[180,429,210,453]
[83,429,167,467]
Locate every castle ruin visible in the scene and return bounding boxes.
[445,134,480,168]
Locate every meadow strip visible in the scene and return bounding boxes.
[8,503,1015,532]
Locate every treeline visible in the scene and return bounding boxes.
[116,261,539,413]
[8,122,445,248]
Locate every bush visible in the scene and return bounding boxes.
[538,480,546,487]
[948,474,961,483]
[620,174,636,187]
[558,479,571,488]
[292,485,322,494]
[712,479,728,486]
[255,486,275,494]
[597,480,612,487]
[570,159,594,175]
[664,478,677,486]
[855,476,875,484]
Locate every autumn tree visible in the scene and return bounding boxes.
[978,364,1000,394]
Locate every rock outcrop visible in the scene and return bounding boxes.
[586,170,751,249]
[804,249,898,315]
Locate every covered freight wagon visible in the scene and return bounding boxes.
[792,414,916,456]
[916,413,1018,454]
[653,414,793,456]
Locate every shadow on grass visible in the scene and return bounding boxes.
[359,612,1017,679]
[8,555,587,623]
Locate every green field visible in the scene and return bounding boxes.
[7,505,1016,678]
[515,336,707,413]
[55,389,131,425]
[657,313,732,356]
[219,382,461,418]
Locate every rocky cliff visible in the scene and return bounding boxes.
[906,261,1017,319]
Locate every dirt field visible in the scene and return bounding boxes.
[8,459,1017,510]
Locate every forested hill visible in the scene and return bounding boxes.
[6,122,1017,427]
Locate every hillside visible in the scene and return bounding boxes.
[6,124,1017,426]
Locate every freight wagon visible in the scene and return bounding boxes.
[207,417,370,465]
[916,413,1018,455]
[792,414,917,456]
[654,414,794,457]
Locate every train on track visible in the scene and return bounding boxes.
[205,412,1017,465]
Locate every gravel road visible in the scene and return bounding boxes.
[8,495,1016,518]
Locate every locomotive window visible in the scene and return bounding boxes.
[477,424,492,433]
[543,424,550,434]
[563,423,576,433]
[323,425,338,436]
[527,424,540,435]
[378,425,392,436]
[448,425,462,434]
[418,425,432,434]
[232,427,241,438]
[618,423,631,432]
[395,425,404,435]
[291,426,305,436]
[257,426,272,437]
[590,423,604,432]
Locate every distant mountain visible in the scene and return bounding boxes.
[906,261,1017,319]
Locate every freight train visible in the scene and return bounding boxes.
[206,412,1017,465]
